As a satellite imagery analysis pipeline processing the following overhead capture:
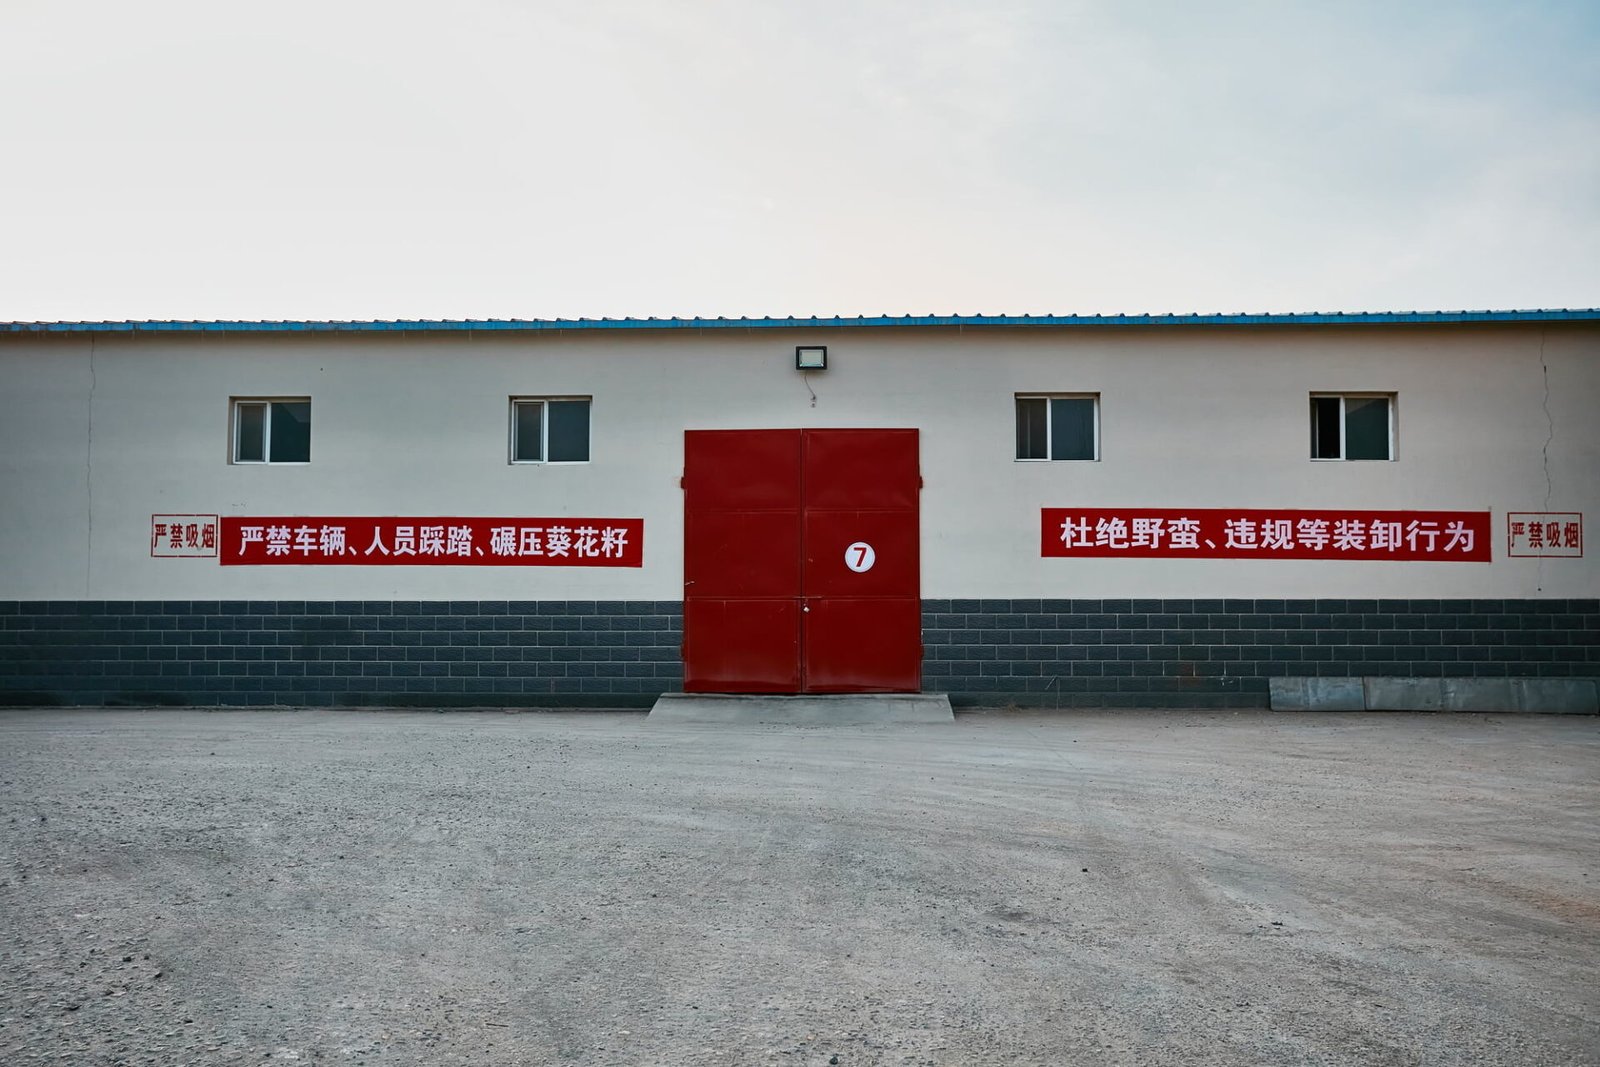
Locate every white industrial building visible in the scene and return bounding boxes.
[1,311,1595,710]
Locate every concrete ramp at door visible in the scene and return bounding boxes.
[648,693,954,724]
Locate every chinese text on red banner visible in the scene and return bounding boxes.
[1041,510,1490,561]
[221,517,643,566]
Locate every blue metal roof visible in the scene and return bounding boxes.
[1,309,1597,334]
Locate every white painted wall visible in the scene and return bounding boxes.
[1,324,1595,600]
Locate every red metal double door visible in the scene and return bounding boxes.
[683,428,921,693]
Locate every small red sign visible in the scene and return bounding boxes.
[221,517,643,566]
[1041,509,1490,562]
[152,515,219,558]
[1507,513,1583,558]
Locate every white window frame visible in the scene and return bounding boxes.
[231,397,311,465]
[509,396,592,465]
[1015,393,1101,462]
[1310,393,1396,462]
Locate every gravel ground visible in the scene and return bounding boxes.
[0,708,1596,1067]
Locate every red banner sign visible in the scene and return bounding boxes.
[221,517,643,566]
[1042,509,1490,561]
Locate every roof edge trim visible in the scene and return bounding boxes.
[3,309,1599,334]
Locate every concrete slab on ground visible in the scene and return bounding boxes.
[647,692,954,724]
[1364,676,1450,712]
[1511,678,1599,714]
[1268,677,1365,711]
[1270,675,1598,713]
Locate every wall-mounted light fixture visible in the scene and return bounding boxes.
[795,345,827,371]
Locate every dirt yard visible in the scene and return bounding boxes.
[1,709,1596,1066]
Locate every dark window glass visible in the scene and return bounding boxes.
[1311,396,1342,458]
[1015,398,1047,459]
[547,400,590,462]
[269,401,311,463]
[1344,397,1390,460]
[1050,397,1096,460]
[236,403,266,463]
[513,402,543,462]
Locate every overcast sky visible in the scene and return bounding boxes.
[2,0,1596,321]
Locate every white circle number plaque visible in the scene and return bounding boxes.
[845,541,876,573]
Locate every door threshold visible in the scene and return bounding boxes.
[647,692,953,724]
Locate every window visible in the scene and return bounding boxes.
[510,397,591,463]
[232,399,310,463]
[1015,395,1098,460]
[1310,394,1393,461]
